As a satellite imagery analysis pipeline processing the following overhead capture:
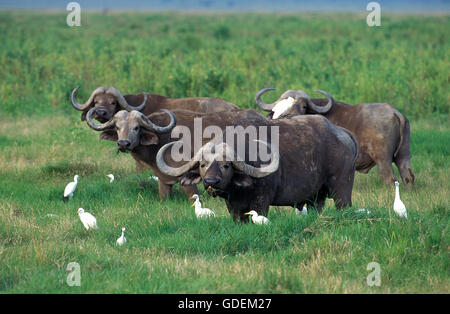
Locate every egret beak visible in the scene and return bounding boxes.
[191,203,195,207]
[244,212,250,215]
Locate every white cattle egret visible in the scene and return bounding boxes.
[272,97,295,119]
[77,208,98,230]
[106,174,114,183]
[393,181,408,218]
[295,205,308,216]
[116,227,126,246]
[191,194,215,218]
[355,208,371,214]
[63,175,79,201]
[245,210,270,225]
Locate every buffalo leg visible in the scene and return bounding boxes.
[225,201,248,223]
[181,185,199,200]
[393,113,414,188]
[375,159,396,186]
[158,181,172,201]
[393,131,415,188]
[250,194,270,216]
[135,159,148,174]
[394,157,415,188]
[312,195,326,213]
[307,187,328,213]
[332,194,352,209]
[329,173,354,210]
[304,192,326,213]
[332,190,352,209]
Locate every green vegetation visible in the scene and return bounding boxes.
[0,12,448,293]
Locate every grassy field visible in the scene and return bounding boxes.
[0,12,449,293]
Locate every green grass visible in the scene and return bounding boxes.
[0,12,449,293]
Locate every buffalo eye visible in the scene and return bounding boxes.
[223,164,230,169]
[200,163,206,168]
[134,126,139,132]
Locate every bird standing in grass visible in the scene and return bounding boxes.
[295,205,308,216]
[245,210,270,225]
[106,174,114,183]
[191,194,215,218]
[63,175,79,202]
[77,208,98,230]
[393,181,408,218]
[116,227,126,246]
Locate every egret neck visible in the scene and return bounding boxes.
[395,183,400,201]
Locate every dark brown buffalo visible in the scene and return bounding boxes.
[156,115,359,222]
[255,88,415,187]
[71,86,239,172]
[85,107,266,200]
[71,86,239,122]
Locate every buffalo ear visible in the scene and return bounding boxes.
[140,131,159,146]
[81,111,87,121]
[100,130,118,141]
[180,169,201,186]
[232,171,253,188]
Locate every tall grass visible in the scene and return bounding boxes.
[0,12,448,118]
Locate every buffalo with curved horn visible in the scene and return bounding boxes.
[86,108,176,151]
[255,88,334,117]
[71,86,239,123]
[156,115,358,222]
[156,140,279,180]
[71,86,147,121]
[255,88,415,188]
[71,85,240,174]
[85,106,266,201]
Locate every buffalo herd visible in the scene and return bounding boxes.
[70,86,414,222]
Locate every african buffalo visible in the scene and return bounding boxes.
[156,115,359,222]
[71,86,239,172]
[255,88,415,187]
[71,86,239,122]
[85,107,266,200]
